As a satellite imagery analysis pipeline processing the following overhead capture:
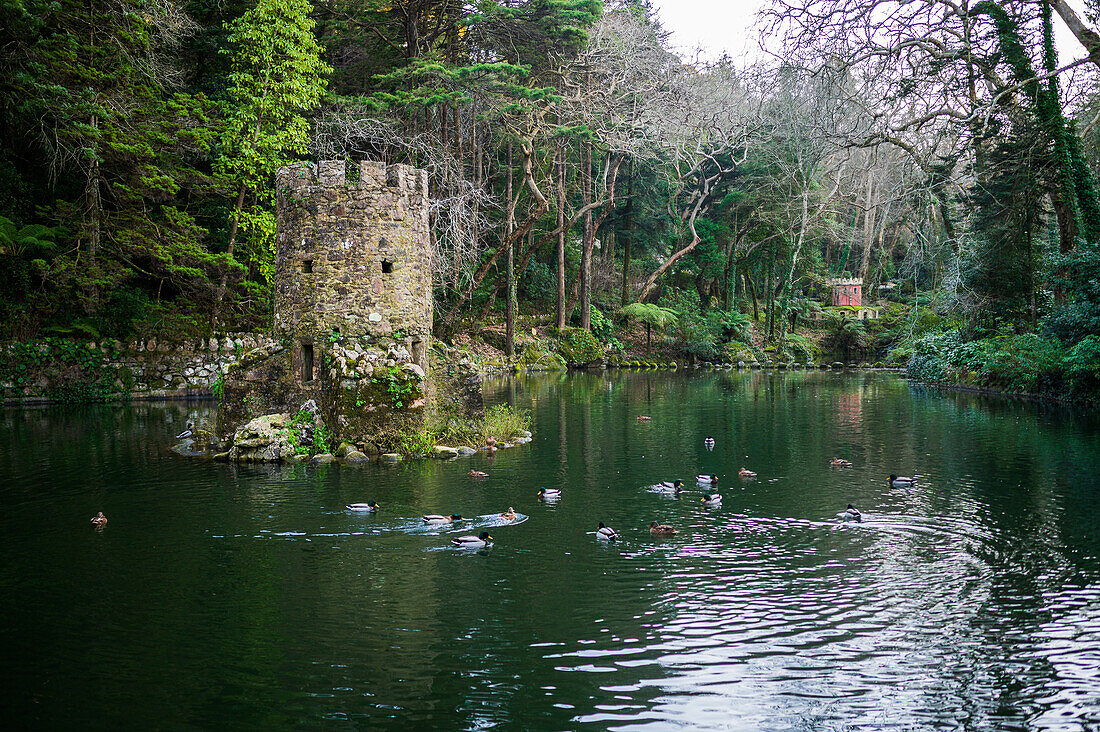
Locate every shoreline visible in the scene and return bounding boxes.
[906,378,1098,409]
[4,365,908,407]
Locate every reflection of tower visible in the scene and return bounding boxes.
[835,391,863,432]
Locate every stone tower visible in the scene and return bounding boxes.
[218,159,437,454]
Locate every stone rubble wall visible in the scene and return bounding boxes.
[1,333,278,403]
[113,333,279,397]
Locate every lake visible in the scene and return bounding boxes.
[2,370,1099,730]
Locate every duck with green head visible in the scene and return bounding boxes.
[452,531,492,548]
[423,513,465,524]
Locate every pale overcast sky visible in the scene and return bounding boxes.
[649,0,769,62]
[648,0,1091,64]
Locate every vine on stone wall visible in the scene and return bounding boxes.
[0,339,120,403]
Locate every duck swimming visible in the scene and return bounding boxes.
[596,522,618,541]
[830,457,852,467]
[468,470,489,478]
[90,511,107,526]
[649,521,678,536]
[452,531,492,548]
[423,514,465,524]
[738,467,757,478]
[537,488,562,499]
[704,437,715,450]
[840,503,862,520]
[346,501,380,512]
[500,507,517,521]
[889,474,916,487]
[636,415,651,422]
[701,492,722,506]
[696,474,718,484]
[656,479,685,493]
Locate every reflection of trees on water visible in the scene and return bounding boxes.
[6,376,1099,728]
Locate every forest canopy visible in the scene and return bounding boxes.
[1,0,1099,394]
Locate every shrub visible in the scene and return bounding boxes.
[904,326,1100,399]
[555,327,603,363]
[589,305,615,342]
[479,403,532,441]
[1065,335,1100,394]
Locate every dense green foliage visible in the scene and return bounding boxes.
[0,0,1098,401]
[906,327,1099,400]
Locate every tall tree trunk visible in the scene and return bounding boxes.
[505,143,515,359]
[84,117,101,261]
[621,159,633,308]
[746,272,759,321]
[859,168,876,282]
[556,144,567,329]
[579,141,593,330]
[764,249,775,341]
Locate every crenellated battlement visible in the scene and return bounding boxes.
[272,157,433,352]
[277,160,429,197]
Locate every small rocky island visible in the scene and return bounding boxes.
[212,160,486,463]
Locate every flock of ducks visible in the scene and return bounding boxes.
[341,500,520,548]
[330,440,920,547]
[94,428,918,545]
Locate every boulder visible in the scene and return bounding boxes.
[344,450,370,462]
[456,446,478,456]
[431,445,459,459]
[311,453,336,465]
[380,453,402,463]
[227,412,294,462]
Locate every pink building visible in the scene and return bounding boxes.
[830,278,862,307]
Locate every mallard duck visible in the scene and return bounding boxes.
[738,467,757,478]
[346,501,380,512]
[636,415,651,422]
[175,423,193,439]
[704,437,715,449]
[649,521,678,536]
[537,488,562,499]
[889,474,916,486]
[830,457,852,467]
[90,511,107,526]
[423,513,464,524]
[596,522,618,541]
[452,531,492,548]
[657,479,685,494]
[500,507,517,520]
[840,503,862,520]
[701,492,722,506]
[468,470,489,478]
[696,474,718,484]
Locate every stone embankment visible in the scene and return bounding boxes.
[1,333,276,404]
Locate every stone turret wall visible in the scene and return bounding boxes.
[274,160,432,361]
[216,159,444,455]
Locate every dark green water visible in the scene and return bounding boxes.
[3,371,1100,730]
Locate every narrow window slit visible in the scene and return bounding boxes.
[301,344,314,383]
